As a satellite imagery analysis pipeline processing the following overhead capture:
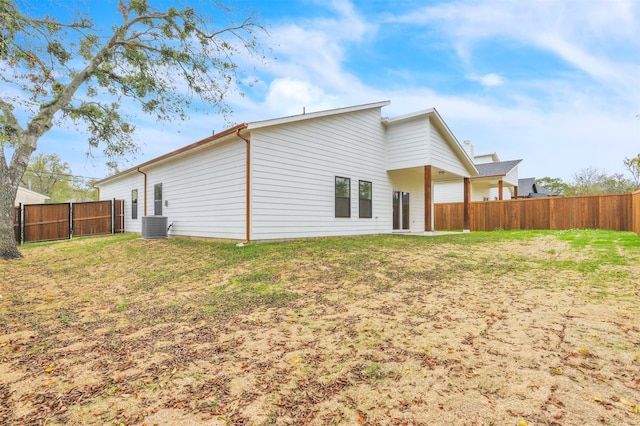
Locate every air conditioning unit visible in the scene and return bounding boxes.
[141,216,168,239]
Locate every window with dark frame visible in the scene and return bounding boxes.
[359,180,372,218]
[335,176,350,218]
[131,189,138,220]
[154,183,162,216]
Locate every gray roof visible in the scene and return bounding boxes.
[536,185,556,196]
[517,177,557,197]
[518,177,536,194]
[475,159,522,177]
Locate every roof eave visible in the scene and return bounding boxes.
[248,100,391,130]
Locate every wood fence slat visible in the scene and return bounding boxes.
[24,203,70,243]
[14,206,21,244]
[436,193,636,233]
[114,199,125,233]
[633,190,640,236]
[72,200,114,237]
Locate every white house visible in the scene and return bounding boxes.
[95,101,479,241]
[14,186,50,206]
[434,140,522,202]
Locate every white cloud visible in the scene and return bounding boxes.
[466,73,505,87]
[263,78,342,116]
[259,1,374,93]
[386,0,640,98]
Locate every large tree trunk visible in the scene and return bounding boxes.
[0,129,40,260]
[0,179,21,259]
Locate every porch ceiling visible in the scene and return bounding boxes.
[387,166,468,182]
[472,177,516,188]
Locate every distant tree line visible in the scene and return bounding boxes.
[535,153,640,196]
[20,153,97,203]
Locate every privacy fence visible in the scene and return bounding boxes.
[435,191,640,236]
[13,199,125,244]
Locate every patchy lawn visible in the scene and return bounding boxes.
[1,230,639,425]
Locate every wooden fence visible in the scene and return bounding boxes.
[435,192,640,236]
[633,190,640,236]
[13,200,125,244]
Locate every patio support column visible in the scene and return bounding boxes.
[463,177,470,232]
[513,186,518,199]
[424,165,433,232]
[498,180,504,200]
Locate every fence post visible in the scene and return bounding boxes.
[120,199,125,233]
[18,203,23,245]
[111,198,115,234]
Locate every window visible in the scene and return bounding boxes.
[335,176,350,218]
[154,183,162,215]
[359,180,372,218]
[131,189,138,219]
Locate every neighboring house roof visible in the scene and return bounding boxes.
[474,152,500,164]
[15,186,50,206]
[474,159,522,178]
[536,185,556,196]
[517,177,557,197]
[518,177,535,194]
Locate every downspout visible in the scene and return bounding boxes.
[236,127,250,245]
[136,167,147,216]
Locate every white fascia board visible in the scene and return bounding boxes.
[247,100,391,130]
[381,108,435,125]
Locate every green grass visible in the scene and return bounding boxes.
[206,269,298,318]
[557,229,639,264]
[12,229,640,313]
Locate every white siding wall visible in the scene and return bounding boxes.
[15,187,48,206]
[488,187,514,200]
[99,138,246,239]
[429,124,469,177]
[488,186,514,200]
[143,140,246,239]
[385,117,430,171]
[504,166,519,186]
[474,185,492,201]
[250,108,393,239]
[434,180,463,203]
[434,180,496,202]
[98,173,145,233]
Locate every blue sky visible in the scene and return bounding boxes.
[8,0,640,182]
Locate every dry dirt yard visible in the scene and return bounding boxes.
[1,231,639,425]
